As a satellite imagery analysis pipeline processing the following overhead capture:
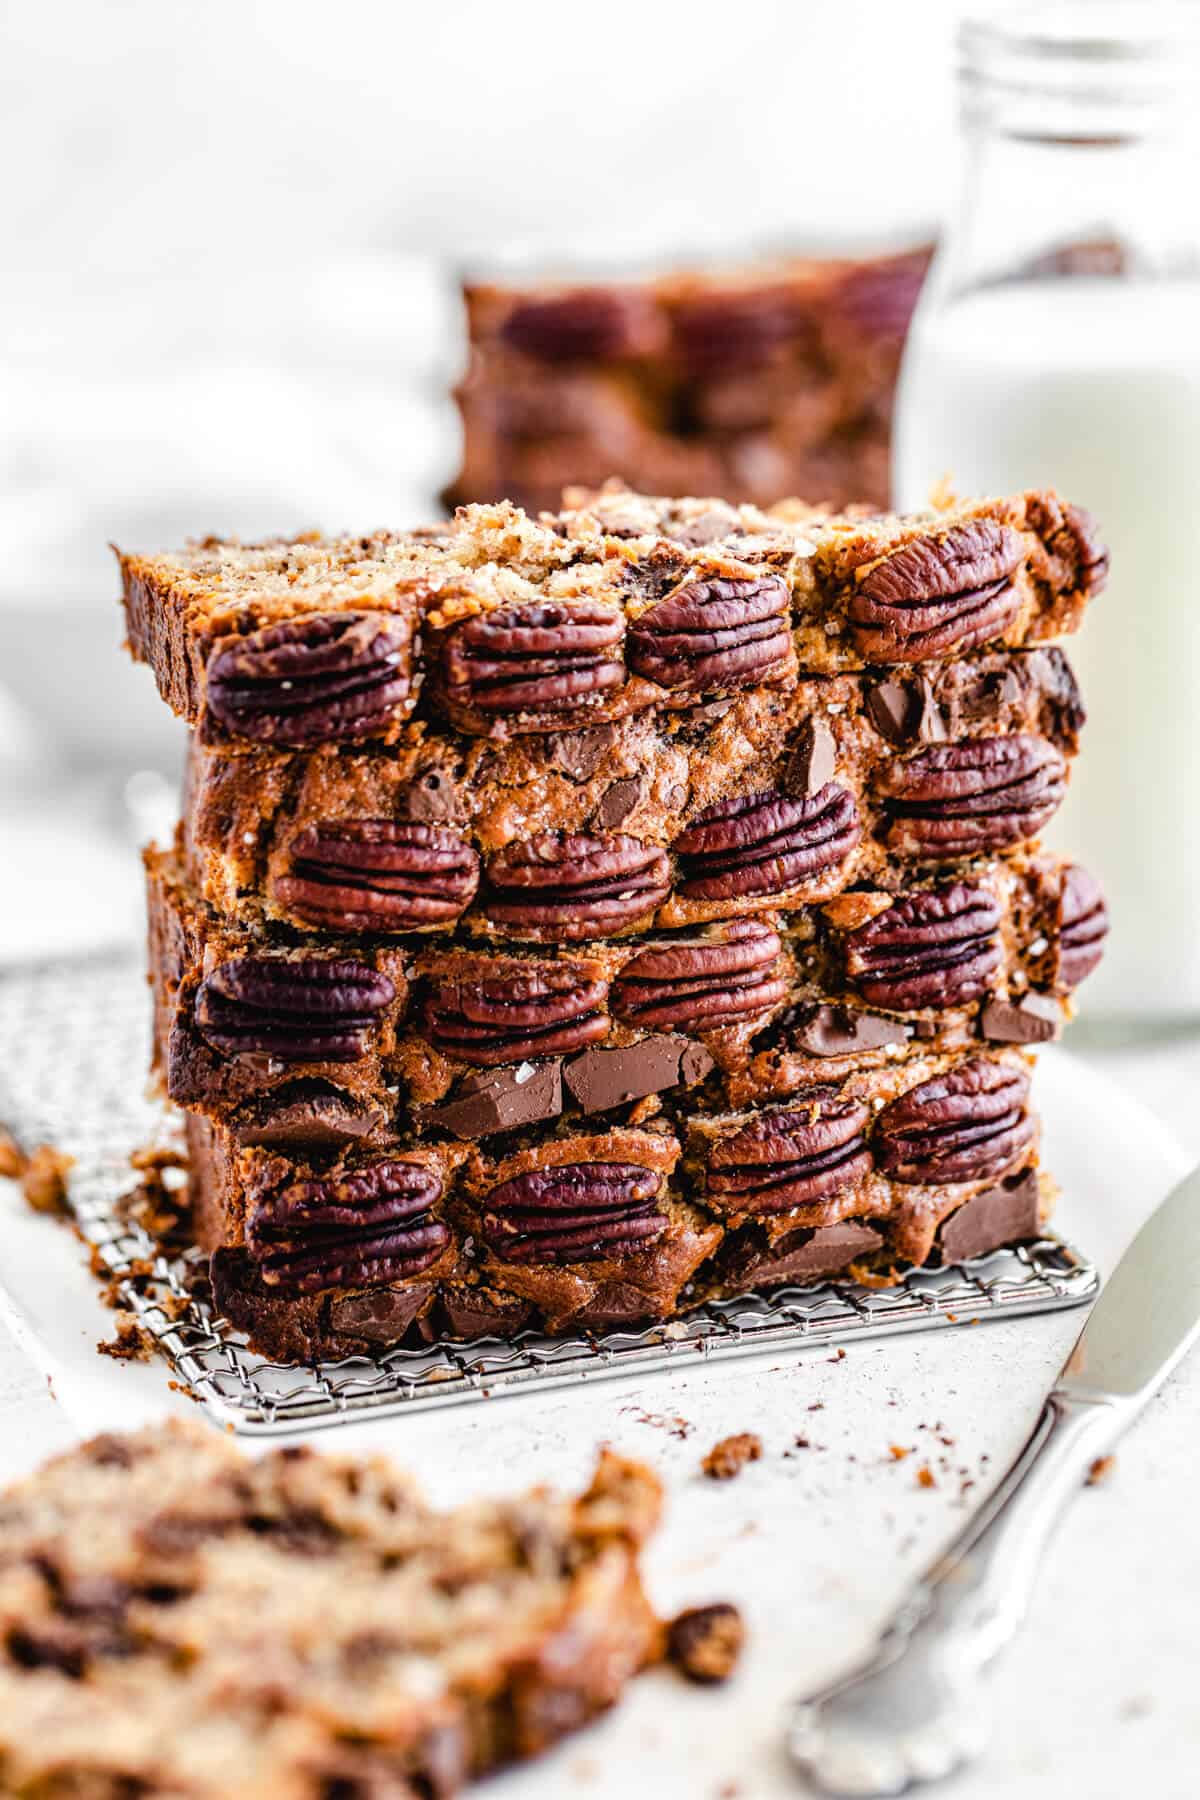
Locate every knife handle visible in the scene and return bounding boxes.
[789,1389,1124,1796]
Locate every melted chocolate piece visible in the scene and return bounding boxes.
[421,1061,564,1139]
[785,716,837,798]
[979,993,1062,1044]
[939,1170,1041,1262]
[563,1036,714,1115]
[785,1004,909,1058]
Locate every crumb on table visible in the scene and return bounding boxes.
[1087,1454,1116,1486]
[19,1143,75,1215]
[667,1602,746,1684]
[97,1313,155,1363]
[0,1125,26,1181]
[702,1433,762,1480]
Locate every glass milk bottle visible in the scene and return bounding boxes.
[894,2,1200,1024]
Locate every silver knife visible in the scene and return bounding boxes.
[789,1166,1200,1797]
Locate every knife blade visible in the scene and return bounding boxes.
[1059,1163,1200,1402]
[790,1164,1200,1797]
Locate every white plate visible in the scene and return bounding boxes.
[0,1046,1190,1799]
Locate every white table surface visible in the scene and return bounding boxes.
[0,1015,1197,1799]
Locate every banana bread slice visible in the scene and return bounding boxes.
[0,1423,662,1797]
[116,485,1106,749]
[145,839,1107,1144]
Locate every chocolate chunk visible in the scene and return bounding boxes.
[667,1603,746,1685]
[866,675,947,747]
[940,1170,1041,1263]
[564,1036,713,1114]
[421,1061,564,1139]
[437,1285,535,1338]
[785,716,836,798]
[787,1004,909,1058]
[592,775,645,830]
[866,678,919,746]
[548,723,617,781]
[738,1221,885,1286]
[232,1091,389,1148]
[399,769,457,823]
[681,697,735,725]
[329,1283,435,1344]
[915,679,950,743]
[681,1040,717,1085]
[980,992,1062,1044]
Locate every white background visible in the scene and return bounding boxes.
[3,7,1200,1796]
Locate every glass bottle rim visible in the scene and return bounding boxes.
[960,1,1200,138]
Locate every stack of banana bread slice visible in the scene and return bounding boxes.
[119,481,1109,1361]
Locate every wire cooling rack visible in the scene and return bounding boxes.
[0,954,1099,1436]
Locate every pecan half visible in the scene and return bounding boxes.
[273,821,479,932]
[847,521,1025,661]
[1025,494,1110,599]
[627,574,793,695]
[483,833,670,939]
[423,961,608,1064]
[705,1097,872,1214]
[246,1160,449,1294]
[440,601,625,725]
[674,785,860,901]
[206,612,412,747]
[876,1060,1035,1185]
[612,919,787,1030]
[844,885,1003,1011]
[194,958,395,1063]
[1057,864,1109,988]
[879,735,1067,857]
[482,1162,667,1263]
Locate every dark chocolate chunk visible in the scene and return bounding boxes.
[328,1283,435,1344]
[680,697,735,725]
[564,1035,714,1114]
[437,1285,535,1339]
[681,1040,717,1084]
[786,1004,909,1058]
[592,775,645,830]
[734,1221,885,1287]
[399,769,458,823]
[785,716,837,798]
[421,1061,564,1139]
[231,1090,389,1148]
[866,678,919,746]
[547,723,617,781]
[980,992,1062,1044]
[940,1169,1041,1262]
[866,675,947,748]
